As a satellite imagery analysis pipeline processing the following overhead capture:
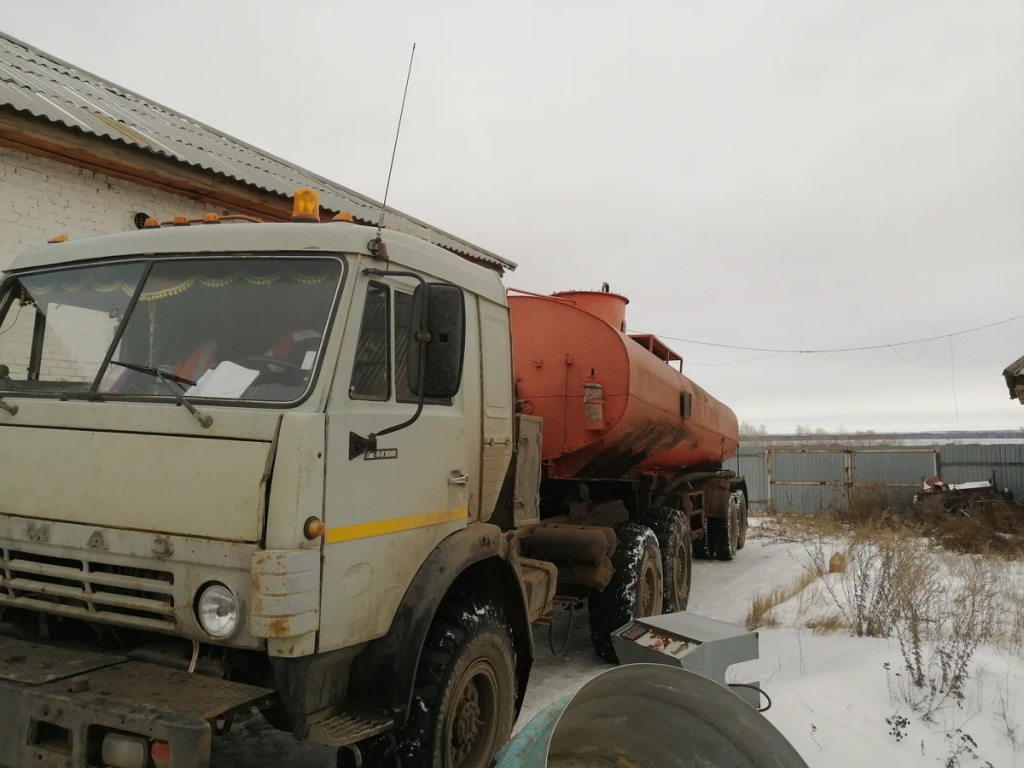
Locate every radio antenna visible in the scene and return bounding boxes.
[370,43,416,259]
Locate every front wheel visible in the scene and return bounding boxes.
[588,522,663,663]
[345,593,518,768]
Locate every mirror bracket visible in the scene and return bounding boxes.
[349,268,429,460]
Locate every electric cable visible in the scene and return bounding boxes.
[636,310,1024,356]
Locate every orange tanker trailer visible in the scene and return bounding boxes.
[506,285,749,662]
[508,287,739,479]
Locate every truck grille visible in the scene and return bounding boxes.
[0,547,176,629]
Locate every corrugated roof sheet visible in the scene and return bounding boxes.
[0,31,515,271]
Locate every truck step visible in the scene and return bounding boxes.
[308,705,394,747]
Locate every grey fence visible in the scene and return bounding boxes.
[724,444,1024,514]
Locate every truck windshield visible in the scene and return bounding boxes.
[0,255,343,404]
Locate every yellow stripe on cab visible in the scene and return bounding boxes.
[325,507,468,544]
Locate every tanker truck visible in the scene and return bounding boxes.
[0,190,746,768]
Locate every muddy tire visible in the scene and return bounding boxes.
[588,522,663,663]
[734,490,749,551]
[340,594,517,768]
[708,494,740,561]
[640,507,692,612]
[692,510,713,560]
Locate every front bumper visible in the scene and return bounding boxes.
[0,635,272,768]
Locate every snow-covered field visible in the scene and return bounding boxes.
[212,522,1024,766]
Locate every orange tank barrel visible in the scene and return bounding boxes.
[509,289,739,480]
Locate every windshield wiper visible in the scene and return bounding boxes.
[108,361,211,428]
[110,361,196,387]
[152,369,213,429]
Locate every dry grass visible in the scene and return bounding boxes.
[745,568,820,629]
[752,498,1024,723]
[757,488,1024,558]
[805,614,849,634]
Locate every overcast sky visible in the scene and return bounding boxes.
[4,1,1022,433]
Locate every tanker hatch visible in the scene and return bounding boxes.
[551,288,629,333]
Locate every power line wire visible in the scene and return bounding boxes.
[889,338,933,363]
[949,335,959,422]
[638,311,1024,355]
[685,352,783,366]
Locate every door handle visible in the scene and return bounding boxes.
[448,473,471,485]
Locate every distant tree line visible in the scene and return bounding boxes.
[739,423,905,447]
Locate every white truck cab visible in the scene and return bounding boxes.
[0,193,550,768]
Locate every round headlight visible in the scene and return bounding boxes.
[196,583,238,639]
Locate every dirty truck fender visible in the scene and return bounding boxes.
[348,522,534,726]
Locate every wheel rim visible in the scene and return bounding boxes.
[674,542,688,599]
[640,560,660,616]
[444,658,499,768]
[738,497,747,543]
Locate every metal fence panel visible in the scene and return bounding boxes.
[769,483,846,515]
[724,443,1022,515]
[940,444,1024,501]
[770,450,846,482]
[768,450,846,515]
[724,448,768,510]
[851,450,937,487]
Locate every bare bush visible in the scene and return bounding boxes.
[882,556,999,721]
[808,531,935,639]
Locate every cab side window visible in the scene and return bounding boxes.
[349,283,390,400]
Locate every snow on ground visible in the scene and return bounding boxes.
[516,522,810,726]
[746,632,1024,768]
[212,520,1024,766]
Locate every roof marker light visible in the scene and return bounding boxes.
[292,189,320,223]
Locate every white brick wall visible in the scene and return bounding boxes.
[0,147,234,382]
[0,146,226,272]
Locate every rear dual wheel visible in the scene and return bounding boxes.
[641,507,693,612]
[708,490,748,561]
[588,522,664,663]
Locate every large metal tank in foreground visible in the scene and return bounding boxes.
[495,664,809,768]
[508,288,739,479]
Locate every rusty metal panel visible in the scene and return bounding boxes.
[0,33,514,271]
[250,548,320,654]
[81,662,272,720]
[0,636,124,684]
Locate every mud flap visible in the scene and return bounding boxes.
[0,636,273,768]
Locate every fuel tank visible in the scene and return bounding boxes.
[508,289,739,480]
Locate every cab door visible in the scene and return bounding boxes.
[319,269,482,651]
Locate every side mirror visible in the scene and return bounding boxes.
[409,283,465,399]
